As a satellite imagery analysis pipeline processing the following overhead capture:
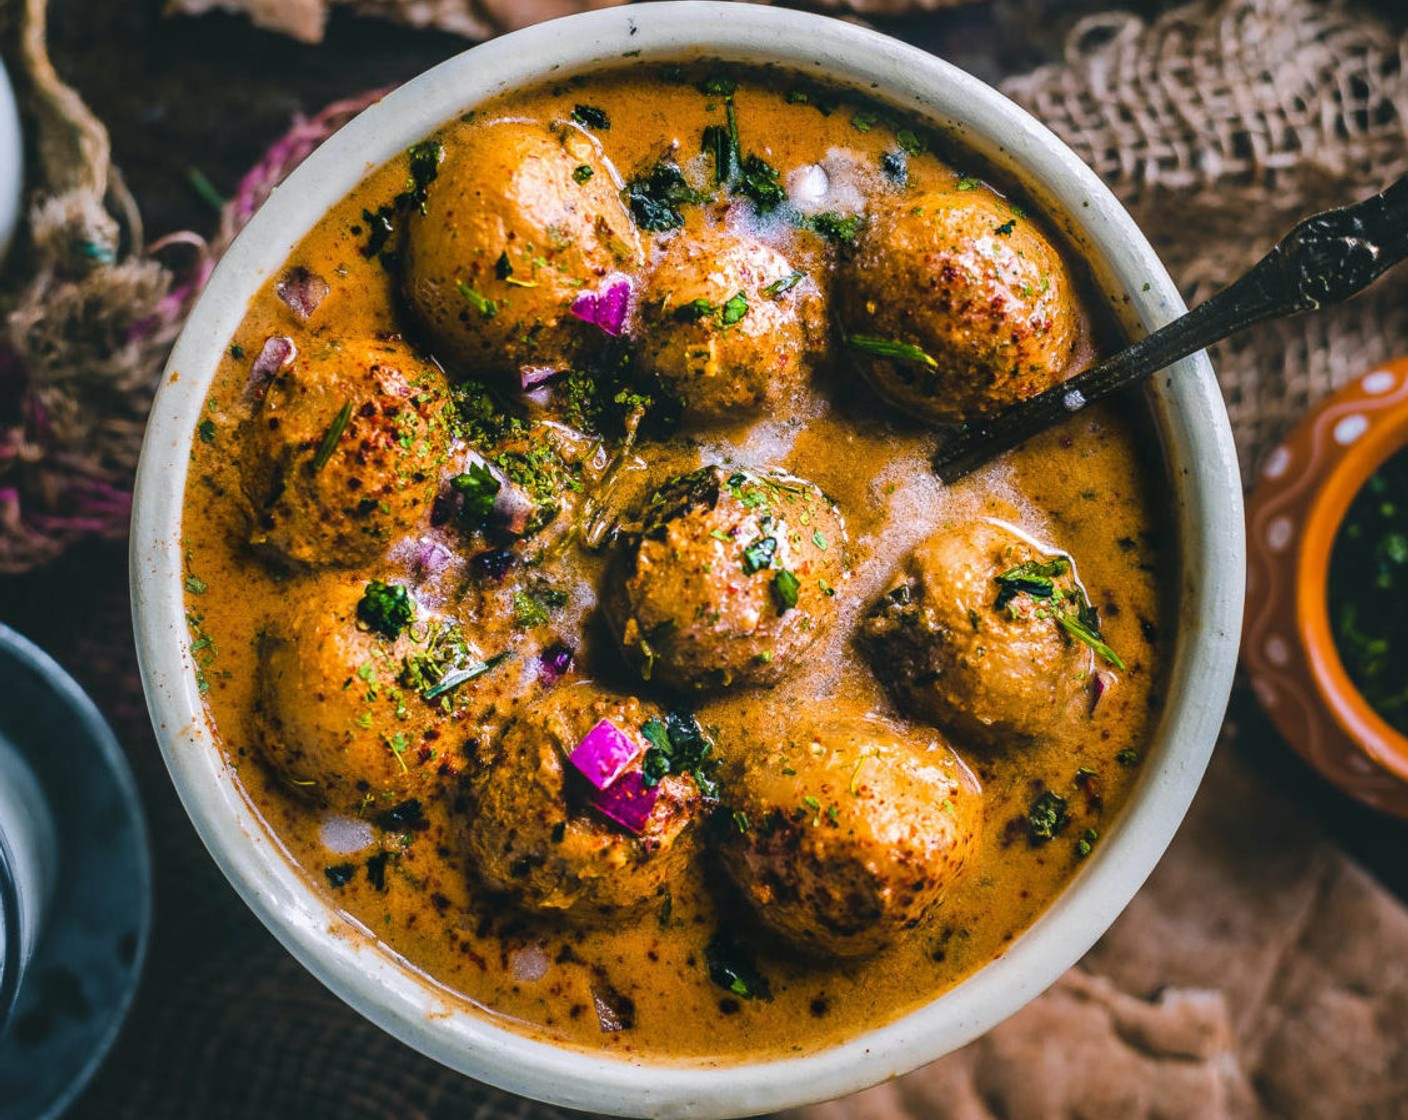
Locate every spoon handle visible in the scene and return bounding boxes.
[934,174,1408,483]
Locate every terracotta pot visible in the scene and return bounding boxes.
[1245,356,1408,817]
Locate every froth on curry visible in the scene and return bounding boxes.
[182,63,1168,1059]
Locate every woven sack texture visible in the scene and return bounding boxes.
[1001,0,1408,480]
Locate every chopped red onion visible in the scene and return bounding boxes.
[568,719,640,791]
[568,274,632,337]
[520,365,563,391]
[508,945,550,982]
[244,335,295,401]
[410,538,453,579]
[538,643,574,685]
[1089,670,1114,715]
[591,985,635,1032]
[591,769,659,835]
[490,484,538,537]
[275,266,330,321]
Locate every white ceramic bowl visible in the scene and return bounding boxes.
[130,5,1244,1116]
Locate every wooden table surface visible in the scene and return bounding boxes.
[4,0,1408,1114]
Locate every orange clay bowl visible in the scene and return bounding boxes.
[1245,356,1408,817]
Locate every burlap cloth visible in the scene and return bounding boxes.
[3,0,1408,1116]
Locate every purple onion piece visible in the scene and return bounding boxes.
[490,484,537,537]
[411,538,454,579]
[568,719,641,792]
[590,768,659,835]
[520,365,564,391]
[275,266,330,321]
[470,548,515,581]
[591,985,635,1033]
[538,642,575,685]
[568,274,632,337]
[244,335,296,402]
[1089,670,1111,715]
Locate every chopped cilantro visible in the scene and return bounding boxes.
[571,104,610,129]
[705,933,770,1000]
[640,711,718,797]
[895,128,924,156]
[1076,827,1099,859]
[772,568,801,613]
[955,175,980,191]
[310,401,353,472]
[811,530,827,550]
[421,651,511,701]
[512,592,549,628]
[719,291,749,326]
[324,864,356,889]
[993,556,1071,608]
[737,153,785,212]
[185,575,207,595]
[229,344,245,360]
[1058,613,1127,670]
[197,418,216,444]
[845,334,939,369]
[850,110,878,132]
[456,282,498,319]
[357,581,414,639]
[395,140,443,212]
[626,160,707,232]
[993,219,1016,236]
[450,462,501,526]
[807,212,865,246]
[572,164,594,184]
[677,298,717,323]
[360,205,396,259]
[702,121,740,187]
[881,149,907,185]
[494,252,513,280]
[762,271,804,298]
[741,536,778,574]
[1115,749,1141,766]
[1026,790,1069,843]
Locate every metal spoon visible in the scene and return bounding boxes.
[933,173,1408,483]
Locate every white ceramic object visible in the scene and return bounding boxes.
[0,55,22,262]
[130,6,1244,1116]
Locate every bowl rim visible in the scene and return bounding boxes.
[129,4,1244,1116]
[1295,376,1408,783]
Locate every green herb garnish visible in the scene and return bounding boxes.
[396,140,443,212]
[993,556,1071,608]
[1057,613,1127,670]
[571,104,610,130]
[737,154,785,212]
[762,271,804,298]
[357,581,414,639]
[1026,790,1069,843]
[640,711,718,797]
[626,161,707,232]
[705,933,771,1000]
[741,536,778,574]
[456,282,498,319]
[450,463,501,526]
[311,401,353,472]
[422,651,511,701]
[572,164,594,183]
[844,334,939,369]
[197,418,216,444]
[808,212,865,246]
[772,568,801,613]
[719,291,749,326]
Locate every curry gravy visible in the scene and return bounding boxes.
[181,67,1167,1060]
